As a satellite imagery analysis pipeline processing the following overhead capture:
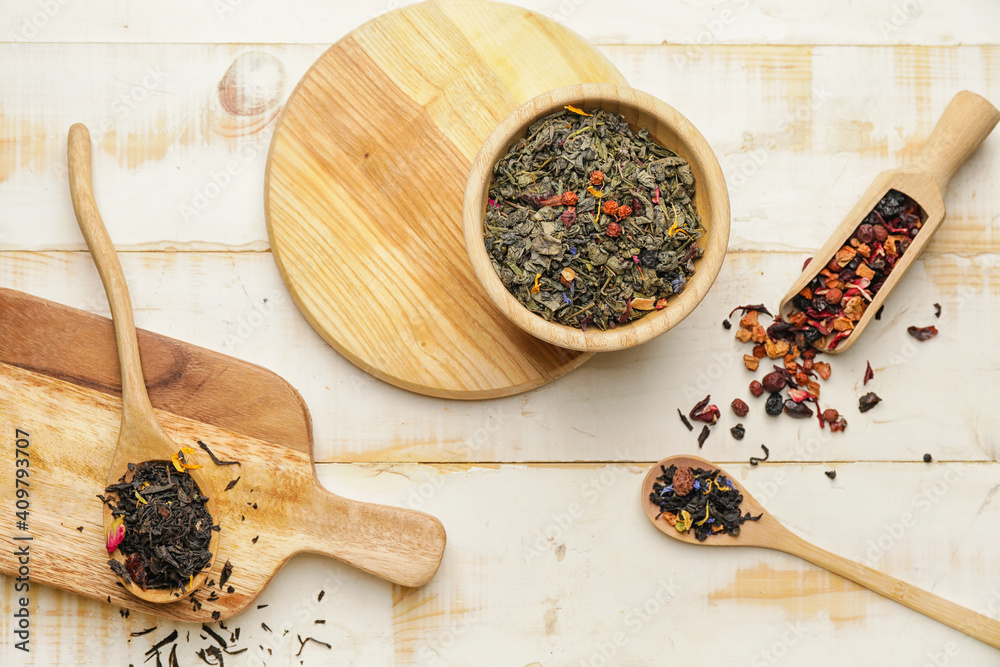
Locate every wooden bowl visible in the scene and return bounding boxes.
[462,83,730,352]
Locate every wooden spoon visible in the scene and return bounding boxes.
[778,90,999,353]
[68,123,219,602]
[642,455,1000,649]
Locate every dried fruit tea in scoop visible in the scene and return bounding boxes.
[102,454,216,591]
[483,106,704,330]
[782,189,924,351]
[649,464,761,541]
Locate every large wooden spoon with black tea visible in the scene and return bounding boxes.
[642,455,1000,649]
[68,124,219,603]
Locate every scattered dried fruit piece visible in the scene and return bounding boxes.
[722,319,732,330]
[863,361,874,385]
[749,381,764,397]
[743,354,760,371]
[730,424,745,440]
[933,303,941,318]
[814,362,831,380]
[858,392,882,413]
[689,396,720,424]
[784,399,813,418]
[765,393,783,416]
[825,470,837,479]
[923,453,933,463]
[731,398,749,417]
[762,371,787,393]
[907,325,938,341]
[764,338,790,359]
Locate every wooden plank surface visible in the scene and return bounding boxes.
[2,0,1000,664]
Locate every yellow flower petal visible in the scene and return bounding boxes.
[564,105,593,116]
[135,491,147,505]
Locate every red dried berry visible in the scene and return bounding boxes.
[602,200,619,216]
[562,191,579,206]
[606,222,622,237]
[617,204,633,219]
[731,398,749,417]
[749,380,764,397]
[762,370,787,393]
[589,170,604,186]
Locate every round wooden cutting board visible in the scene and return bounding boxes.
[265,0,628,399]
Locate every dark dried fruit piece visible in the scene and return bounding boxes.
[762,371,787,393]
[783,399,813,419]
[723,319,732,329]
[689,395,720,424]
[863,361,874,385]
[858,392,882,413]
[933,303,941,318]
[765,392,783,416]
[697,425,710,449]
[749,381,764,397]
[731,398,749,417]
[923,453,933,463]
[731,424,745,440]
[907,325,938,341]
[825,470,837,479]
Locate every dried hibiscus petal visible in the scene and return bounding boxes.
[863,361,874,385]
[689,395,720,424]
[907,325,938,341]
[729,304,773,319]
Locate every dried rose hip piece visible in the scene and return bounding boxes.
[749,381,764,397]
[762,371,786,393]
[731,398,749,417]
[784,399,813,418]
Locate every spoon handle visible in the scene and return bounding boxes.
[908,90,999,192]
[67,124,157,429]
[781,531,1000,649]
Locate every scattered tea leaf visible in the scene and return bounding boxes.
[933,303,941,318]
[697,425,710,448]
[198,440,241,466]
[224,477,241,491]
[677,409,693,432]
[825,470,837,479]
[749,444,770,466]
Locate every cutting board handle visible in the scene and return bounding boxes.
[909,90,999,192]
[297,482,446,588]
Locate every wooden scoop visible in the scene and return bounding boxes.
[68,124,220,603]
[642,455,1000,649]
[779,91,999,353]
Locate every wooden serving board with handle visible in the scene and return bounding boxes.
[0,288,446,622]
[265,0,628,399]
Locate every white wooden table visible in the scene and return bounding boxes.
[3,1,1000,664]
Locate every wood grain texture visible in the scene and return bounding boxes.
[4,0,998,46]
[779,91,1000,353]
[0,291,445,620]
[264,0,635,398]
[463,83,730,352]
[642,455,1000,649]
